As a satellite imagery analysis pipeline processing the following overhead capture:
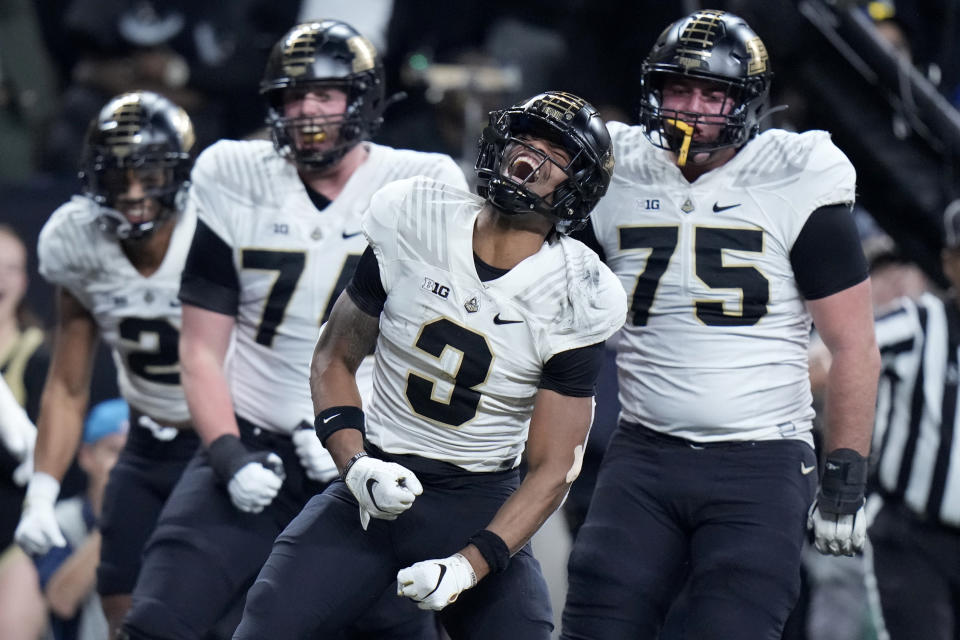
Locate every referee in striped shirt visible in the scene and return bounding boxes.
[869,207,960,640]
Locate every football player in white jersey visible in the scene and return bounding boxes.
[232,91,627,640]
[14,91,200,637]
[561,10,882,640]
[121,20,467,640]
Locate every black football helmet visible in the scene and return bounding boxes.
[261,20,385,170]
[79,91,195,240]
[475,91,614,233]
[639,10,773,165]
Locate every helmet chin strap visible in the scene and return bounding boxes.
[664,118,694,167]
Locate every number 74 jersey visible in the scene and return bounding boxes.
[593,122,856,443]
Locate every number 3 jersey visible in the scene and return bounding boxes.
[590,123,862,444]
[38,196,195,422]
[361,176,628,472]
[181,140,466,435]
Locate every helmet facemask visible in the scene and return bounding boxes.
[264,77,380,171]
[640,70,767,166]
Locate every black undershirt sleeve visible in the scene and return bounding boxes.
[539,341,605,397]
[178,219,241,315]
[345,245,387,317]
[570,219,606,263]
[790,204,869,300]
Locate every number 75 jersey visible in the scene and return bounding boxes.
[592,123,857,443]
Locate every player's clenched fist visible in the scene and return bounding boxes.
[343,454,422,530]
[397,554,477,610]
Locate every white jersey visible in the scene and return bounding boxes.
[592,123,857,444]
[190,140,466,434]
[363,177,627,472]
[38,196,195,422]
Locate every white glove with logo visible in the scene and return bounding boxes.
[343,455,422,530]
[807,448,869,556]
[0,378,36,486]
[397,553,478,611]
[292,427,338,483]
[15,472,66,555]
[207,434,285,514]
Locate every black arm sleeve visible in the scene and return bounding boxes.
[178,219,241,315]
[539,341,605,397]
[790,204,869,300]
[570,219,606,262]
[345,246,387,317]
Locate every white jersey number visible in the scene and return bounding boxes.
[405,319,493,427]
[621,225,769,327]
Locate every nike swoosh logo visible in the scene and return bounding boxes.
[493,313,523,325]
[801,462,816,475]
[342,230,363,239]
[322,413,340,424]
[712,202,741,213]
[422,564,447,600]
[365,478,383,511]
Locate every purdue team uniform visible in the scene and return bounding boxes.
[126,141,466,639]
[563,124,869,638]
[234,176,626,639]
[37,197,200,596]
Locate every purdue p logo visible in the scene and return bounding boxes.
[282,24,321,77]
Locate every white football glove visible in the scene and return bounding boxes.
[227,456,285,513]
[15,472,66,555]
[397,553,477,611]
[207,434,285,514]
[807,500,867,556]
[343,455,422,530]
[0,377,36,486]
[291,427,338,483]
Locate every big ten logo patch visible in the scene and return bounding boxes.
[421,277,450,299]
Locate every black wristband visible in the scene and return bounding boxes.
[314,406,365,446]
[207,434,250,484]
[818,448,868,515]
[468,529,511,574]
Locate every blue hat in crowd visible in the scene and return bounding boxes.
[83,398,129,444]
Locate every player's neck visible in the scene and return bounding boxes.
[298,143,369,201]
[121,218,176,277]
[473,205,552,270]
[675,146,737,182]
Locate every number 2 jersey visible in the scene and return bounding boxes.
[359,176,628,472]
[38,197,195,422]
[179,140,467,435]
[587,123,867,444]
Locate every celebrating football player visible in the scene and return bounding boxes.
[119,20,466,640]
[230,90,626,639]
[561,10,880,639]
[14,91,199,637]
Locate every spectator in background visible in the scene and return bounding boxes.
[35,398,129,640]
[0,0,59,183]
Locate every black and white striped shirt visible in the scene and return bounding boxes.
[873,292,960,528]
